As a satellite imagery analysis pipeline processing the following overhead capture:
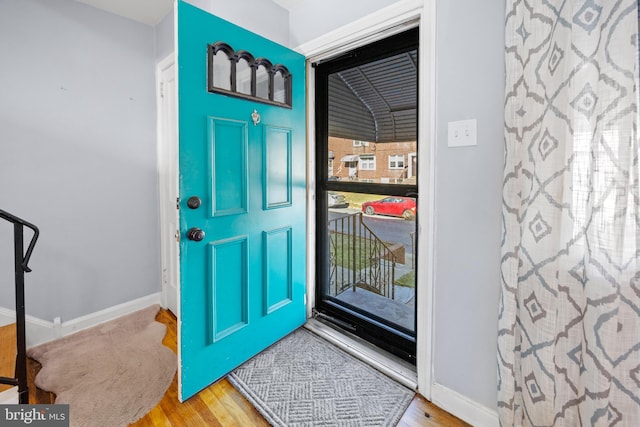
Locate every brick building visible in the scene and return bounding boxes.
[328,137,417,184]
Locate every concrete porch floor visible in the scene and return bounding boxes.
[335,286,415,331]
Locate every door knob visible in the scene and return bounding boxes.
[187,196,201,209]
[187,227,205,242]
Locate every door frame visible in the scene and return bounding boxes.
[297,0,436,398]
[314,27,420,364]
[156,52,180,316]
[408,152,417,178]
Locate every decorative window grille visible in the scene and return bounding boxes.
[208,42,292,108]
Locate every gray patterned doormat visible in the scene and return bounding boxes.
[228,328,414,426]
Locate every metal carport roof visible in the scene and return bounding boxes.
[328,49,417,143]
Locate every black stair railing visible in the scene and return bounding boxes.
[328,212,397,299]
[0,210,39,404]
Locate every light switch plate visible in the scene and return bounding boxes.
[448,119,477,147]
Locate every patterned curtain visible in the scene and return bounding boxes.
[498,1,639,425]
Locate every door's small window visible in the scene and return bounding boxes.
[208,42,292,108]
[211,46,232,91]
[256,63,270,100]
[236,56,253,96]
[273,68,287,104]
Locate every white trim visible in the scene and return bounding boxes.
[301,0,435,400]
[295,0,424,60]
[156,52,180,317]
[358,154,376,171]
[172,3,183,403]
[407,152,417,178]
[305,318,417,390]
[0,311,13,327]
[416,0,437,400]
[0,293,161,348]
[305,62,317,320]
[0,387,18,404]
[0,307,57,347]
[388,154,405,170]
[58,293,162,338]
[431,383,500,427]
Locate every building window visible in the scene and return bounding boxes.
[353,140,369,147]
[359,155,376,170]
[328,159,334,176]
[389,154,404,169]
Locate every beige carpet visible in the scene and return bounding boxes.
[28,305,176,427]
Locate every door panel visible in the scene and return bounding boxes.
[263,126,292,209]
[209,236,249,343]
[177,1,306,401]
[209,117,248,216]
[264,226,293,313]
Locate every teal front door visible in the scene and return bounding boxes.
[177,1,307,401]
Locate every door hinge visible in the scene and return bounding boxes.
[176,197,180,210]
[175,230,180,243]
[160,81,164,98]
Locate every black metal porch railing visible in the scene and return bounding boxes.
[328,212,397,299]
[0,210,39,404]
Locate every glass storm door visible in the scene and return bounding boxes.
[315,29,419,363]
[177,1,307,401]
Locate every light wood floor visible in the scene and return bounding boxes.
[1,311,470,426]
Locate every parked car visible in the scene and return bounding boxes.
[328,192,349,209]
[361,196,416,220]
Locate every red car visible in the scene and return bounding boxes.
[361,197,416,220]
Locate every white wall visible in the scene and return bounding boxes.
[0,0,160,322]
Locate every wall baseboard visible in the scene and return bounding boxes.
[0,293,162,348]
[0,387,18,404]
[431,382,499,427]
[0,312,13,327]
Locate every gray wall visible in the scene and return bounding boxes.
[155,8,175,62]
[289,0,505,413]
[185,0,290,47]
[433,0,504,411]
[0,0,160,322]
[287,0,400,47]
[155,0,288,61]
[0,0,505,414]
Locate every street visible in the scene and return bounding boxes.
[328,208,416,251]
